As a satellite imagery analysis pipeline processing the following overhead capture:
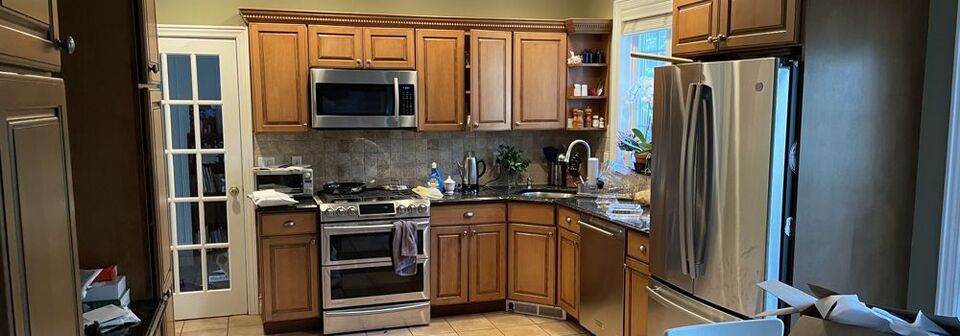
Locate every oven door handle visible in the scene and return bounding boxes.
[324,301,430,317]
[393,77,400,124]
[325,222,429,231]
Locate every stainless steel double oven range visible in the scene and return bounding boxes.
[315,188,431,335]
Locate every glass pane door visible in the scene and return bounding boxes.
[160,36,247,319]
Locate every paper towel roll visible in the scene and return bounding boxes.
[587,157,599,185]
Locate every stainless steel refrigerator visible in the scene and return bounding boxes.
[648,57,797,335]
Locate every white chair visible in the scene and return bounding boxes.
[664,319,785,336]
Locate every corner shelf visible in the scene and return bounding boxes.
[568,63,608,68]
[566,127,607,131]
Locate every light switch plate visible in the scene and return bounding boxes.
[292,156,303,165]
[257,156,275,167]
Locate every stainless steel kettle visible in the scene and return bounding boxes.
[457,151,486,193]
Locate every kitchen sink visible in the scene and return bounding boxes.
[516,191,577,199]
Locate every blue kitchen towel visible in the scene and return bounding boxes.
[392,220,418,276]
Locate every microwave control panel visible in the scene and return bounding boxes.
[399,85,415,115]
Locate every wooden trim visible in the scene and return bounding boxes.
[239,8,610,33]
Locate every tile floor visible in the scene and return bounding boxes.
[176,311,589,336]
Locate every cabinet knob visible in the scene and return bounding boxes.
[148,64,160,73]
[462,230,469,237]
[471,228,477,235]
[706,35,717,43]
[716,34,727,41]
[547,231,554,237]
[515,121,521,126]
[464,211,475,218]
[639,244,647,253]
[311,239,316,245]
[473,122,480,127]
[366,59,372,65]
[565,216,572,223]
[57,36,76,54]
[356,58,362,64]
[283,220,296,228]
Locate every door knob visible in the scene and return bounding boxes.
[56,36,76,54]
[229,186,240,196]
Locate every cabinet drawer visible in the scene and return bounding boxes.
[626,230,649,263]
[260,212,317,236]
[556,206,580,233]
[508,202,555,226]
[431,203,506,226]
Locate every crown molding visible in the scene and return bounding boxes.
[239,8,610,34]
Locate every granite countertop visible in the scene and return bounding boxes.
[255,187,650,234]
[434,186,650,234]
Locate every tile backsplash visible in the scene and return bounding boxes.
[255,130,608,188]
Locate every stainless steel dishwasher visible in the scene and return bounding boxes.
[578,214,626,336]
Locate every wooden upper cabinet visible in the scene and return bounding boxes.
[469,223,507,302]
[718,0,799,49]
[260,234,320,322]
[431,225,470,305]
[674,0,801,57]
[673,0,718,55]
[470,30,512,131]
[0,0,62,72]
[508,223,557,306]
[416,29,465,131]
[364,27,415,69]
[557,228,580,319]
[250,23,309,133]
[308,25,363,68]
[512,32,566,130]
[137,0,161,85]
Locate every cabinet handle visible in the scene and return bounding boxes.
[283,220,296,228]
[639,244,647,254]
[57,36,76,54]
[706,35,716,43]
[547,231,554,237]
[464,211,474,218]
[515,121,521,126]
[473,122,480,127]
[716,34,727,41]
[565,216,572,224]
[148,64,160,73]
[311,239,316,245]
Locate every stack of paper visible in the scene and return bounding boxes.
[83,304,140,331]
[81,267,131,312]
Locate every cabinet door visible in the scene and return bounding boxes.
[142,88,173,295]
[508,223,556,306]
[363,27,415,69]
[260,235,320,322]
[672,0,718,56]
[0,74,81,335]
[557,228,580,318]
[431,225,470,305]
[625,259,649,336]
[469,223,506,302]
[0,0,61,72]
[249,23,309,133]
[717,0,799,49]
[512,32,566,130]
[416,29,465,131]
[469,30,512,131]
[307,25,363,68]
[137,0,161,84]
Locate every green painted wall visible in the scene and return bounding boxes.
[157,0,612,26]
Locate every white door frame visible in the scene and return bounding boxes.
[158,24,258,315]
[607,0,672,161]
[937,5,960,317]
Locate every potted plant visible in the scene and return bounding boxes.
[495,144,530,188]
[618,128,653,171]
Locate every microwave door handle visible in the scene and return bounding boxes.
[393,77,400,124]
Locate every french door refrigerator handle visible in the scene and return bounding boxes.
[679,83,702,278]
[692,88,713,278]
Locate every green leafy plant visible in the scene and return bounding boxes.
[495,144,530,176]
[617,128,653,153]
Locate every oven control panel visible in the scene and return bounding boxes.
[316,199,430,222]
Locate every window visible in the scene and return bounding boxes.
[615,14,671,165]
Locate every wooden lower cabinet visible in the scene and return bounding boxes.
[557,228,580,318]
[431,223,507,305]
[507,223,557,306]
[625,258,650,336]
[260,234,320,322]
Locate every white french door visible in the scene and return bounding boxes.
[159,37,247,319]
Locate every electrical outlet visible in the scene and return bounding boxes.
[292,156,303,165]
[257,156,276,167]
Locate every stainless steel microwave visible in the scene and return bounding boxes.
[310,69,417,129]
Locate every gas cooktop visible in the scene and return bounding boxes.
[314,188,430,222]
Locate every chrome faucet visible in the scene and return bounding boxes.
[563,139,592,162]
[562,139,598,187]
